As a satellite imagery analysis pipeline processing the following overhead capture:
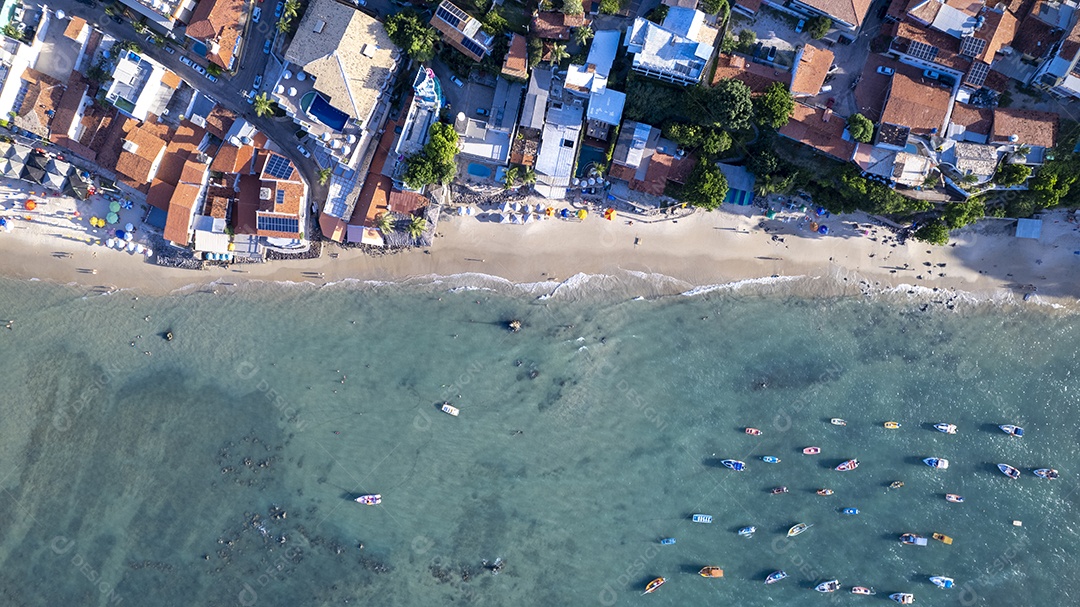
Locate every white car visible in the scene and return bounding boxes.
[296,145,311,158]
[164,46,175,54]
[180,55,193,66]
[876,66,895,75]
[253,6,262,22]
[194,64,207,75]
[450,75,464,87]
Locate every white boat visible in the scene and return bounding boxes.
[787,523,812,537]
[441,402,460,416]
[355,494,381,505]
[1034,468,1059,479]
[890,592,915,604]
[934,423,957,434]
[836,459,859,472]
[692,514,713,524]
[721,459,746,471]
[738,526,756,537]
[999,424,1024,437]
[830,418,847,426]
[762,455,780,464]
[816,580,841,593]
[998,463,1020,479]
[765,570,787,584]
[923,457,949,469]
[930,576,954,589]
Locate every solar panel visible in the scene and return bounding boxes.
[264,154,294,180]
[436,6,460,28]
[461,37,487,57]
[436,2,469,29]
[276,190,285,205]
[965,61,990,86]
[959,36,987,58]
[257,215,299,233]
[907,41,938,62]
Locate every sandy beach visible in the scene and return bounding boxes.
[1,183,1079,307]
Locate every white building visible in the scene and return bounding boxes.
[534,103,583,199]
[625,8,716,86]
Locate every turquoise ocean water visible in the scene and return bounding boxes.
[0,275,1077,606]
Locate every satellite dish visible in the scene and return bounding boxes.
[55,9,65,19]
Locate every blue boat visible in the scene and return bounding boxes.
[692,514,713,524]
[762,456,781,464]
[1000,424,1024,437]
[721,459,746,471]
[765,570,788,584]
[659,537,676,545]
[738,526,756,537]
[923,457,949,469]
[843,507,859,515]
[930,575,954,589]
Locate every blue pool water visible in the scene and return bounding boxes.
[576,145,607,178]
[467,163,491,178]
[307,93,349,132]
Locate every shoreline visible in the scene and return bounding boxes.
[1,200,1078,309]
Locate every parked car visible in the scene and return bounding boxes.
[194,64,207,75]
[253,75,263,89]
[253,6,262,22]
[923,69,941,79]
[263,39,272,54]
[450,75,464,87]
[112,14,122,23]
[820,85,832,94]
[876,65,894,75]
[296,145,311,158]
[476,108,489,116]
[275,1,284,17]
[180,55,193,66]
[795,19,805,33]
[766,46,777,62]
[243,90,255,105]
[145,34,157,45]
[206,73,218,83]
[164,46,175,54]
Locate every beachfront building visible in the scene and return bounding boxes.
[789,44,834,98]
[116,0,194,32]
[276,0,402,243]
[185,0,247,71]
[510,67,552,167]
[876,72,952,148]
[606,119,694,197]
[431,1,493,62]
[105,48,175,121]
[0,7,55,121]
[609,120,661,184]
[989,107,1058,165]
[779,102,857,162]
[391,67,442,188]
[534,103,583,199]
[455,77,523,168]
[565,30,625,141]
[531,11,587,41]
[624,8,717,86]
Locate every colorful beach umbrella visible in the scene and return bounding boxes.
[577,209,587,220]
[109,201,120,213]
[106,212,119,224]
[24,200,36,210]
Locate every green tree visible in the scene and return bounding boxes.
[737,29,756,52]
[522,168,536,185]
[697,79,753,131]
[563,0,584,14]
[720,34,737,54]
[483,8,509,35]
[385,11,439,62]
[283,0,300,19]
[747,148,779,177]
[206,62,223,76]
[914,220,950,245]
[994,163,1032,187]
[807,16,831,39]
[646,5,668,23]
[276,18,292,34]
[846,113,874,143]
[701,0,727,15]
[503,166,520,189]
[404,122,460,189]
[666,123,704,146]
[753,82,795,129]
[528,38,544,69]
[375,212,394,235]
[254,93,273,118]
[548,43,569,66]
[599,0,622,13]
[406,216,429,239]
[317,168,332,186]
[573,25,594,46]
[942,199,986,229]
[701,129,732,156]
[682,161,729,210]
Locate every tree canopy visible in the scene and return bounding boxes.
[914,220,950,245]
[807,16,831,39]
[562,0,584,14]
[385,11,439,62]
[404,122,459,190]
[682,161,730,210]
[753,82,795,129]
[942,199,986,229]
[846,113,874,143]
[694,79,753,131]
[700,0,727,15]
[994,163,1032,187]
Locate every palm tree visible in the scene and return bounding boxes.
[548,43,569,67]
[254,93,273,118]
[276,17,292,34]
[406,216,428,240]
[502,166,519,189]
[573,26,594,46]
[283,0,300,19]
[375,212,394,235]
[317,168,332,185]
[522,168,536,186]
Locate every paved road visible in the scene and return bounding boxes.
[30,0,329,217]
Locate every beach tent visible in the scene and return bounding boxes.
[498,213,511,224]
[21,164,46,184]
[65,178,91,200]
[7,144,29,162]
[523,213,535,223]
[501,202,512,214]
[3,159,23,179]
[44,171,66,191]
[24,200,36,210]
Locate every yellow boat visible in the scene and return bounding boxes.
[643,577,666,594]
[699,567,724,578]
[933,532,953,545]
[884,421,901,429]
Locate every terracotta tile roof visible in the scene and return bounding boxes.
[796,0,874,27]
[886,0,912,21]
[790,44,834,96]
[906,0,943,24]
[609,163,637,181]
[163,183,202,244]
[892,22,970,71]
[146,179,176,211]
[779,102,856,161]
[629,152,694,196]
[735,0,761,12]
[82,110,124,166]
[502,34,529,80]
[115,124,168,191]
[991,107,1058,148]
[207,193,231,219]
[983,68,1010,92]
[388,190,427,214]
[16,68,64,138]
[203,106,236,140]
[180,158,207,184]
[160,70,181,89]
[63,17,86,40]
[349,174,392,228]
[185,0,246,69]
[975,8,1017,62]
[532,11,586,40]
[155,149,191,186]
[210,144,256,173]
[1011,11,1060,58]
[949,102,992,135]
[881,72,953,135]
[49,75,87,140]
[711,54,789,92]
[1060,18,1080,61]
[236,174,261,234]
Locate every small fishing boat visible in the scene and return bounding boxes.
[836,459,859,472]
[930,576,954,589]
[745,427,763,436]
[1034,468,1059,479]
[934,423,957,434]
[699,566,724,578]
[354,494,381,505]
[817,488,834,496]
[843,507,859,515]
[852,586,876,595]
[923,457,949,469]
[889,592,915,604]
[440,402,460,416]
[999,424,1024,437]
[900,533,928,546]
[765,570,788,584]
[738,526,756,537]
[831,418,847,426]
[762,456,781,464]
[787,523,812,537]
[771,486,789,495]
[721,459,746,471]
[932,533,953,545]
[815,580,841,593]
[889,481,905,489]
[945,494,964,503]
[803,446,821,455]
[643,577,666,595]
[998,463,1021,479]
[692,514,713,524]
[659,537,676,545]
[884,421,901,429]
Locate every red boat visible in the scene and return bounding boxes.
[803,446,821,455]
[835,459,859,471]
[745,427,762,436]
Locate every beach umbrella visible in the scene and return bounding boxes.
[135,244,145,254]
[125,222,134,232]
[818,225,829,235]
[124,231,133,241]
[577,209,588,220]
[105,238,114,248]
[545,207,554,217]
[24,200,36,210]
[144,249,153,258]
[466,206,476,216]
[816,207,827,216]
[121,200,133,210]
[809,221,819,232]
[458,206,467,216]
[106,212,119,224]
[572,178,580,186]
[560,208,570,218]
[115,229,125,239]
[109,201,120,213]
[3,220,10,232]
[126,242,136,252]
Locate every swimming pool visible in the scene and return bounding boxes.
[467,163,491,178]
[576,145,607,178]
[305,92,349,132]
